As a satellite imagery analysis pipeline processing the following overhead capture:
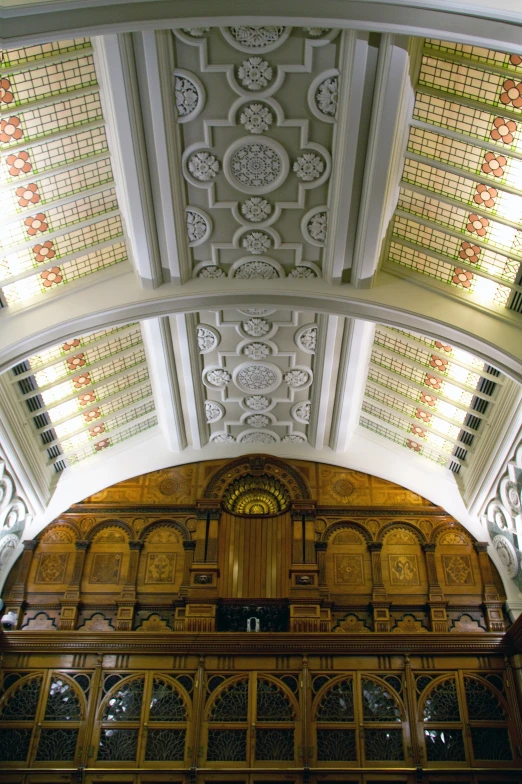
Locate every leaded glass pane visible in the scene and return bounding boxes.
[97,728,139,761]
[0,728,32,762]
[313,675,332,694]
[35,729,78,761]
[423,678,461,722]
[361,679,401,722]
[176,675,193,694]
[44,678,82,721]
[425,728,466,762]
[316,679,354,722]
[149,679,186,722]
[207,729,247,761]
[0,676,42,721]
[464,677,506,720]
[364,729,404,761]
[256,680,294,721]
[209,679,248,722]
[471,727,512,760]
[416,675,434,694]
[103,678,144,721]
[145,729,186,761]
[317,729,356,761]
[255,729,294,761]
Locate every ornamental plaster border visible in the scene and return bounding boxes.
[173,68,206,123]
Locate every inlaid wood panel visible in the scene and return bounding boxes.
[218,512,292,598]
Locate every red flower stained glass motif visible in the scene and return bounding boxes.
[89,424,105,438]
[415,408,432,423]
[84,407,101,423]
[425,374,442,390]
[459,242,480,264]
[452,268,474,288]
[0,117,23,143]
[6,150,31,176]
[482,152,506,177]
[16,183,40,207]
[510,55,522,66]
[430,355,448,371]
[420,392,437,407]
[32,240,55,263]
[434,341,452,353]
[406,439,421,452]
[473,183,497,208]
[466,214,489,237]
[78,391,96,406]
[0,78,14,104]
[490,117,517,144]
[500,79,522,108]
[67,354,86,371]
[73,372,91,388]
[95,438,110,451]
[25,213,48,235]
[63,338,80,352]
[411,425,427,438]
[40,267,62,288]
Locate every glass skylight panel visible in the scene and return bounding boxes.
[65,415,158,465]
[386,39,522,312]
[1,38,129,307]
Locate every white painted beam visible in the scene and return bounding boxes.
[329,318,375,451]
[350,34,416,287]
[174,313,208,450]
[308,314,340,448]
[141,317,187,452]
[93,34,163,288]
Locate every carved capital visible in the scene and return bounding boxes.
[75,540,90,551]
[183,540,197,550]
[422,543,437,553]
[129,540,143,551]
[23,540,38,551]
[367,542,383,552]
[196,507,221,520]
[315,541,328,552]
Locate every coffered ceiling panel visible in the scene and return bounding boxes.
[193,307,319,444]
[165,26,342,281]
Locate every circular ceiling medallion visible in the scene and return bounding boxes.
[233,362,282,394]
[492,534,519,578]
[224,136,289,194]
[158,477,179,496]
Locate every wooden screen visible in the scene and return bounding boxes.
[218,512,292,598]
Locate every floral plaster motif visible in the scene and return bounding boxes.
[241,197,272,222]
[205,368,231,387]
[245,395,271,410]
[284,369,310,388]
[228,26,286,49]
[237,57,273,90]
[243,342,271,360]
[175,76,199,117]
[188,151,220,181]
[242,318,271,337]
[246,414,270,427]
[307,212,327,243]
[230,142,283,190]
[233,260,279,278]
[296,325,318,353]
[182,27,209,36]
[281,434,306,443]
[242,232,272,253]
[292,401,311,423]
[197,326,219,352]
[240,431,277,443]
[315,77,338,117]
[186,210,208,243]
[236,364,279,392]
[303,27,331,36]
[240,104,273,133]
[289,266,317,278]
[198,265,226,278]
[293,153,324,181]
[205,401,224,422]
[211,433,236,443]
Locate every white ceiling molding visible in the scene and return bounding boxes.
[329,318,376,451]
[4,1,522,50]
[93,34,164,288]
[2,274,522,381]
[141,316,187,451]
[174,312,209,449]
[308,313,340,448]
[349,34,416,287]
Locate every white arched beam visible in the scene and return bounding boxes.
[1,270,522,381]
[4,0,522,51]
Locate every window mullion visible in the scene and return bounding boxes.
[457,671,473,762]
[27,670,51,765]
[137,672,153,765]
[249,672,257,766]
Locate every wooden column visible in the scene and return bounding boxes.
[180,539,196,596]
[422,543,448,632]
[185,505,220,631]
[289,507,322,631]
[474,541,506,631]
[5,539,37,627]
[59,540,89,630]
[367,542,390,631]
[116,540,142,631]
